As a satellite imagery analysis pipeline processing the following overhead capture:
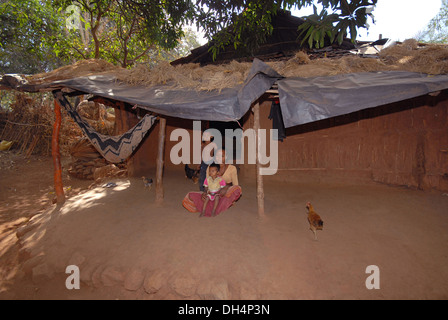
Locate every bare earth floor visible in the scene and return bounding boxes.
[0,152,448,300]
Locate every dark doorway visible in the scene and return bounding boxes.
[208,120,242,163]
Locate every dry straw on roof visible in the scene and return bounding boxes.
[25,39,448,91]
[27,59,120,85]
[114,60,252,92]
[272,39,448,78]
[379,39,448,74]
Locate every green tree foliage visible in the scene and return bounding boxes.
[54,0,196,67]
[107,1,197,67]
[196,0,377,58]
[297,0,376,48]
[0,0,72,74]
[0,0,201,72]
[196,0,279,58]
[420,0,448,43]
[0,0,377,74]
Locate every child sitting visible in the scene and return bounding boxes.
[200,163,226,217]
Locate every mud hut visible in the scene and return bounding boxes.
[105,39,448,196]
[1,14,448,212]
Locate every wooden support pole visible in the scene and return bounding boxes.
[155,117,167,205]
[52,98,65,205]
[253,101,266,219]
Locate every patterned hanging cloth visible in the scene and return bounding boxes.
[53,90,156,163]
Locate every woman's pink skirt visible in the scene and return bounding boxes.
[182,186,242,217]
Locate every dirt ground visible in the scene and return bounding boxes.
[0,151,448,300]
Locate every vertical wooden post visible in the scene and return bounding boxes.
[253,101,266,219]
[52,98,65,205]
[114,102,125,135]
[155,117,167,205]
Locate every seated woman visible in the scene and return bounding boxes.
[183,149,242,217]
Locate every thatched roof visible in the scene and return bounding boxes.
[1,39,448,95]
[1,29,448,128]
[10,39,446,93]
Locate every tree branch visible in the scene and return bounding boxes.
[127,45,154,66]
[72,46,87,60]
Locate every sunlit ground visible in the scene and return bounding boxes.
[59,180,131,215]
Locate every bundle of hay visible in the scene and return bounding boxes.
[27,59,121,85]
[115,60,252,92]
[379,39,448,74]
[270,40,448,78]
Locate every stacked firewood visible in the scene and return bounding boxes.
[67,138,127,180]
[68,157,109,180]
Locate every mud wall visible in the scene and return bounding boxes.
[240,92,448,192]
[127,92,448,192]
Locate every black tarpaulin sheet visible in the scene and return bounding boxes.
[277,71,448,128]
[56,76,245,121]
[3,62,448,127]
[0,58,281,122]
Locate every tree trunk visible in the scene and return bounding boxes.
[92,30,100,59]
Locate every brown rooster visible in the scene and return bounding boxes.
[306,202,324,241]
